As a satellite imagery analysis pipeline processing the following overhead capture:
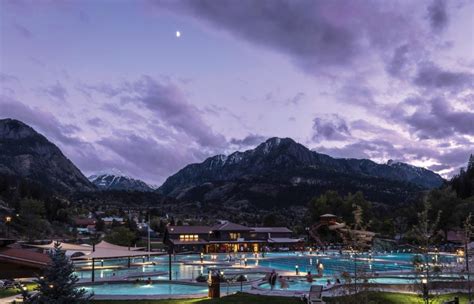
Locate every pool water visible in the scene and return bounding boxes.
[82,282,249,295]
[74,252,457,283]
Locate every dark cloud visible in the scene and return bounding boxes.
[158,0,360,72]
[427,0,448,32]
[158,0,420,76]
[0,97,81,145]
[125,76,227,148]
[230,134,267,147]
[43,82,68,102]
[338,83,377,107]
[79,82,126,98]
[83,76,226,149]
[400,97,474,139]
[317,135,472,178]
[413,63,473,89]
[98,132,204,182]
[87,117,106,128]
[13,23,33,38]
[0,73,19,83]
[386,44,410,77]
[287,92,305,105]
[312,114,351,143]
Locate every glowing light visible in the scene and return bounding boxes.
[176,31,181,38]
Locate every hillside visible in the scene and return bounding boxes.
[159,137,444,208]
[0,118,95,193]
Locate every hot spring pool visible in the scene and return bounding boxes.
[81,282,251,296]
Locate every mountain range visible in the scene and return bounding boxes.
[159,137,444,207]
[0,118,95,193]
[0,119,445,207]
[88,173,154,192]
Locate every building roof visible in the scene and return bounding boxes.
[320,214,337,218]
[251,227,292,233]
[74,218,96,226]
[211,221,252,231]
[102,217,124,222]
[447,229,465,243]
[72,245,161,260]
[0,247,50,267]
[95,240,144,251]
[167,226,212,234]
[170,239,209,245]
[26,242,93,252]
[268,237,303,244]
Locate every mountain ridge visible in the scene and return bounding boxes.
[88,173,154,192]
[0,118,95,193]
[159,137,444,207]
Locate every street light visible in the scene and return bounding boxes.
[295,265,299,275]
[5,216,12,238]
[421,277,428,304]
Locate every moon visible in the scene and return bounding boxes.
[176,31,181,38]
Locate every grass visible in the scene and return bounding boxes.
[92,292,471,304]
[0,283,37,299]
[323,292,469,304]
[92,293,302,304]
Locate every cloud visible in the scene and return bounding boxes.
[158,0,422,76]
[312,114,351,143]
[0,96,81,145]
[338,83,377,107]
[43,82,68,102]
[0,73,19,83]
[13,23,33,38]
[87,117,106,128]
[413,63,473,89]
[386,44,410,77]
[398,97,474,139]
[287,92,305,105]
[82,76,226,149]
[98,132,204,182]
[427,0,448,33]
[158,0,361,72]
[230,134,267,148]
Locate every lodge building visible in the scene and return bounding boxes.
[163,220,302,253]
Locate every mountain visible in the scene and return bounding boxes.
[89,173,154,192]
[159,137,444,207]
[0,118,95,193]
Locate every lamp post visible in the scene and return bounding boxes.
[305,227,310,245]
[421,277,428,304]
[200,252,204,264]
[5,216,12,238]
[295,265,299,275]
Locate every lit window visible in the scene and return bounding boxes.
[230,233,241,240]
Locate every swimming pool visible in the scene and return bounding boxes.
[257,275,466,291]
[81,282,250,296]
[74,252,457,282]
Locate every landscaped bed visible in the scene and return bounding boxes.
[90,292,470,304]
[0,282,37,299]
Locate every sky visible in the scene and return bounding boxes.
[0,0,473,185]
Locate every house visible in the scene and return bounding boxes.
[74,218,96,234]
[0,239,50,279]
[102,217,124,225]
[164,220,302,253]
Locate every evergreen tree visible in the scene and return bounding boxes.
[29,242,90,304]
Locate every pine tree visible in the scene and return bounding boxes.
[29,242,90,304]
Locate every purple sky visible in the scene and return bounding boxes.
[1,0,473,185]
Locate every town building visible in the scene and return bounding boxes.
[163,220,302,253]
